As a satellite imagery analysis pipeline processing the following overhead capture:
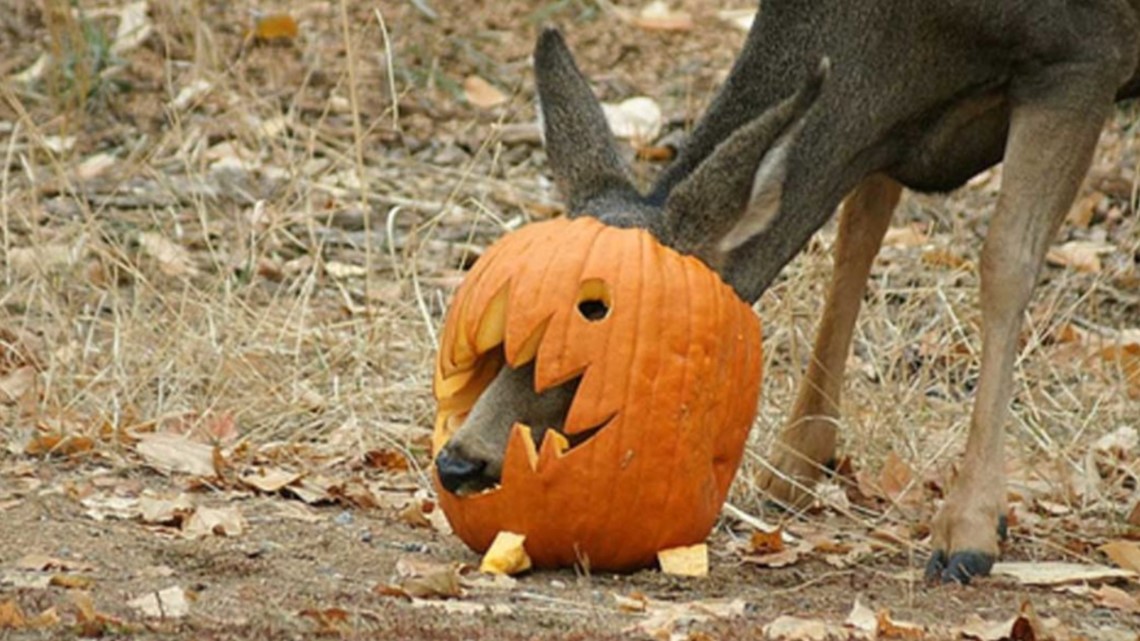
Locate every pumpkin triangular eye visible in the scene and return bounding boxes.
[576,278,611,322]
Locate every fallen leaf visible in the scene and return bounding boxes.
[1127,500,1140,527]
[479,531,531,576]
[1099,343,1140,399]
[240,467,302,493]
[15,554,96,573]
[136,433,217,477]
[634,598,747,639]
[1092,585,1140,613]
[0,600,26,629]
[743,548,800,568]
[749,528,785,554]
[602,96,663,143]
[138,494,195,525]
[1046,239,1113,273]
[717,9,756,31]
[398,502,432,528]
[0,366,36,405]
[879,450,917,504]
[81,494,141,521]
[630,0,693,31]
[24,433,93,457]
[49,574,93,590]
[128,586,190,619]
[992,561,1136,585]
[138,232,199,277]
[877,609,925,639]
[364,449,410,471]
[921,248,971,270]
[953,614,1021,641]
[657,543,708,577]
[252,14,298,41]
[1099,540,1140,572]
[764,614,858,640]
[182,506,246,539]
[1066,191,1103,228]
[844,599,877,634]
[400,567,463,599]
[613,592,648,613]
[299,607,349,634]
[463,75,508,109]
[882,224,928,248]
[111,1,152,55]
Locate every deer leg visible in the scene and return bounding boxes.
[926,88,1113,584]
[759,173,902,507]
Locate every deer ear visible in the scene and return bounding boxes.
[663,58,829,265]
[535,29,637,212]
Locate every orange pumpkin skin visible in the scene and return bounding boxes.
[432,216,762,571]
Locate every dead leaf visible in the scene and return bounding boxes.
[24,433,93,457]
[630,0,693,31]
[49,574,93,589]
[1099,540,1140,572]
[882,224,928,248]
[749,528,785,554]
[602,96,663,143]
[299,607,350,635]
[138,232,199,277]
[0,366,36,405]
[634,598,747,639]
[845,599,878,634]
[81,495,141,521]
[252,14,298,41]
[718,9,756,31]
[0,600,26,629]
[16,554,96,573]
[111,1,152,55]
[138,494,195,525]
[364,449,410,471]
[136,433,217,477]
[463,75,507,109]
[877,609,925,639]
[743,548,800,568]
[400,568,463,599]
[1099,343,1140,399]
[128,586,191,619]
[1091,585,1140,613]
[879,450,917,504]
[953,614,1021,641]
[479,531,531,576]
[657,543,708,577]
[1127,500,1140,527]
[921,248,971,270]
[992,561,1137,585]
[398,502,432,528]
[1046,240,1113,273]
[182,506,246,539]
[613,592,648,613]
[1066,191,1102,228]
[240,467,302,493]
[764,614,859,640]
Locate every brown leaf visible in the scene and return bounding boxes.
[49,575,93,589]
[992,561,1137,585]
[398,502,432,528]
[879,450,916,504]
[138,232,199,277]
[1091,585,1140,613]
[239,467,302,493]
[24,434,94,458]
[749,528,785,554]
[463,75,507,109]
[877,609,925,639]
[0,366,36,405]
[1099,342,1140,399]
[921,248,971,270]
[136,433,217,477]
[138,494,195,525]
[182,506,246,539]
[0,600,26,629]
[252,14,298,41]
[630,1,693,31]
[364,449,410,472]
[1066,191,1102,228]
[1099,540,1140,572]
[298,607,350,634]
[882,224,928,248]
[743,548,800,568]
[1127,500,1140,527]
[1046,240,1113,273]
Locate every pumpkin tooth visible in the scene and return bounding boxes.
[507,423,540,472]
[475,286,509,353]
[507,317,549,368]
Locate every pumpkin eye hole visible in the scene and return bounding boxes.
[577,279,611,322]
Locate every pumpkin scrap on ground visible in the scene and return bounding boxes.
[479,531,532,576]
[432,216,763,571]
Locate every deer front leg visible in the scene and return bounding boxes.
[759,174,901,507]
[926,87,1114,584]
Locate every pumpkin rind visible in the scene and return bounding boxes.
[432,216,762,571]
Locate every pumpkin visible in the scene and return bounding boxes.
[432,216,763,571]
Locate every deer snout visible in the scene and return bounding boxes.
[435,446,497,496]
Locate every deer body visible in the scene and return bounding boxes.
[435,0,1140,584]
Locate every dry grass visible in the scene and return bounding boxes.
[1,1,1138,635]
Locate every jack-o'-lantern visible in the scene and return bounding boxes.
[432,216,762,571]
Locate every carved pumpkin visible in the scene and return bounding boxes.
[432,216,762,571]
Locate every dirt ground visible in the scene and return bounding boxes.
[1,1,1139,639]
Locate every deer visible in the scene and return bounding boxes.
[435,1,1140,585]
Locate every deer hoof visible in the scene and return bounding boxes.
[924,548,995,585]
[924,515,1007,585]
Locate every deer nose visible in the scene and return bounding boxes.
[435,449,488,495]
